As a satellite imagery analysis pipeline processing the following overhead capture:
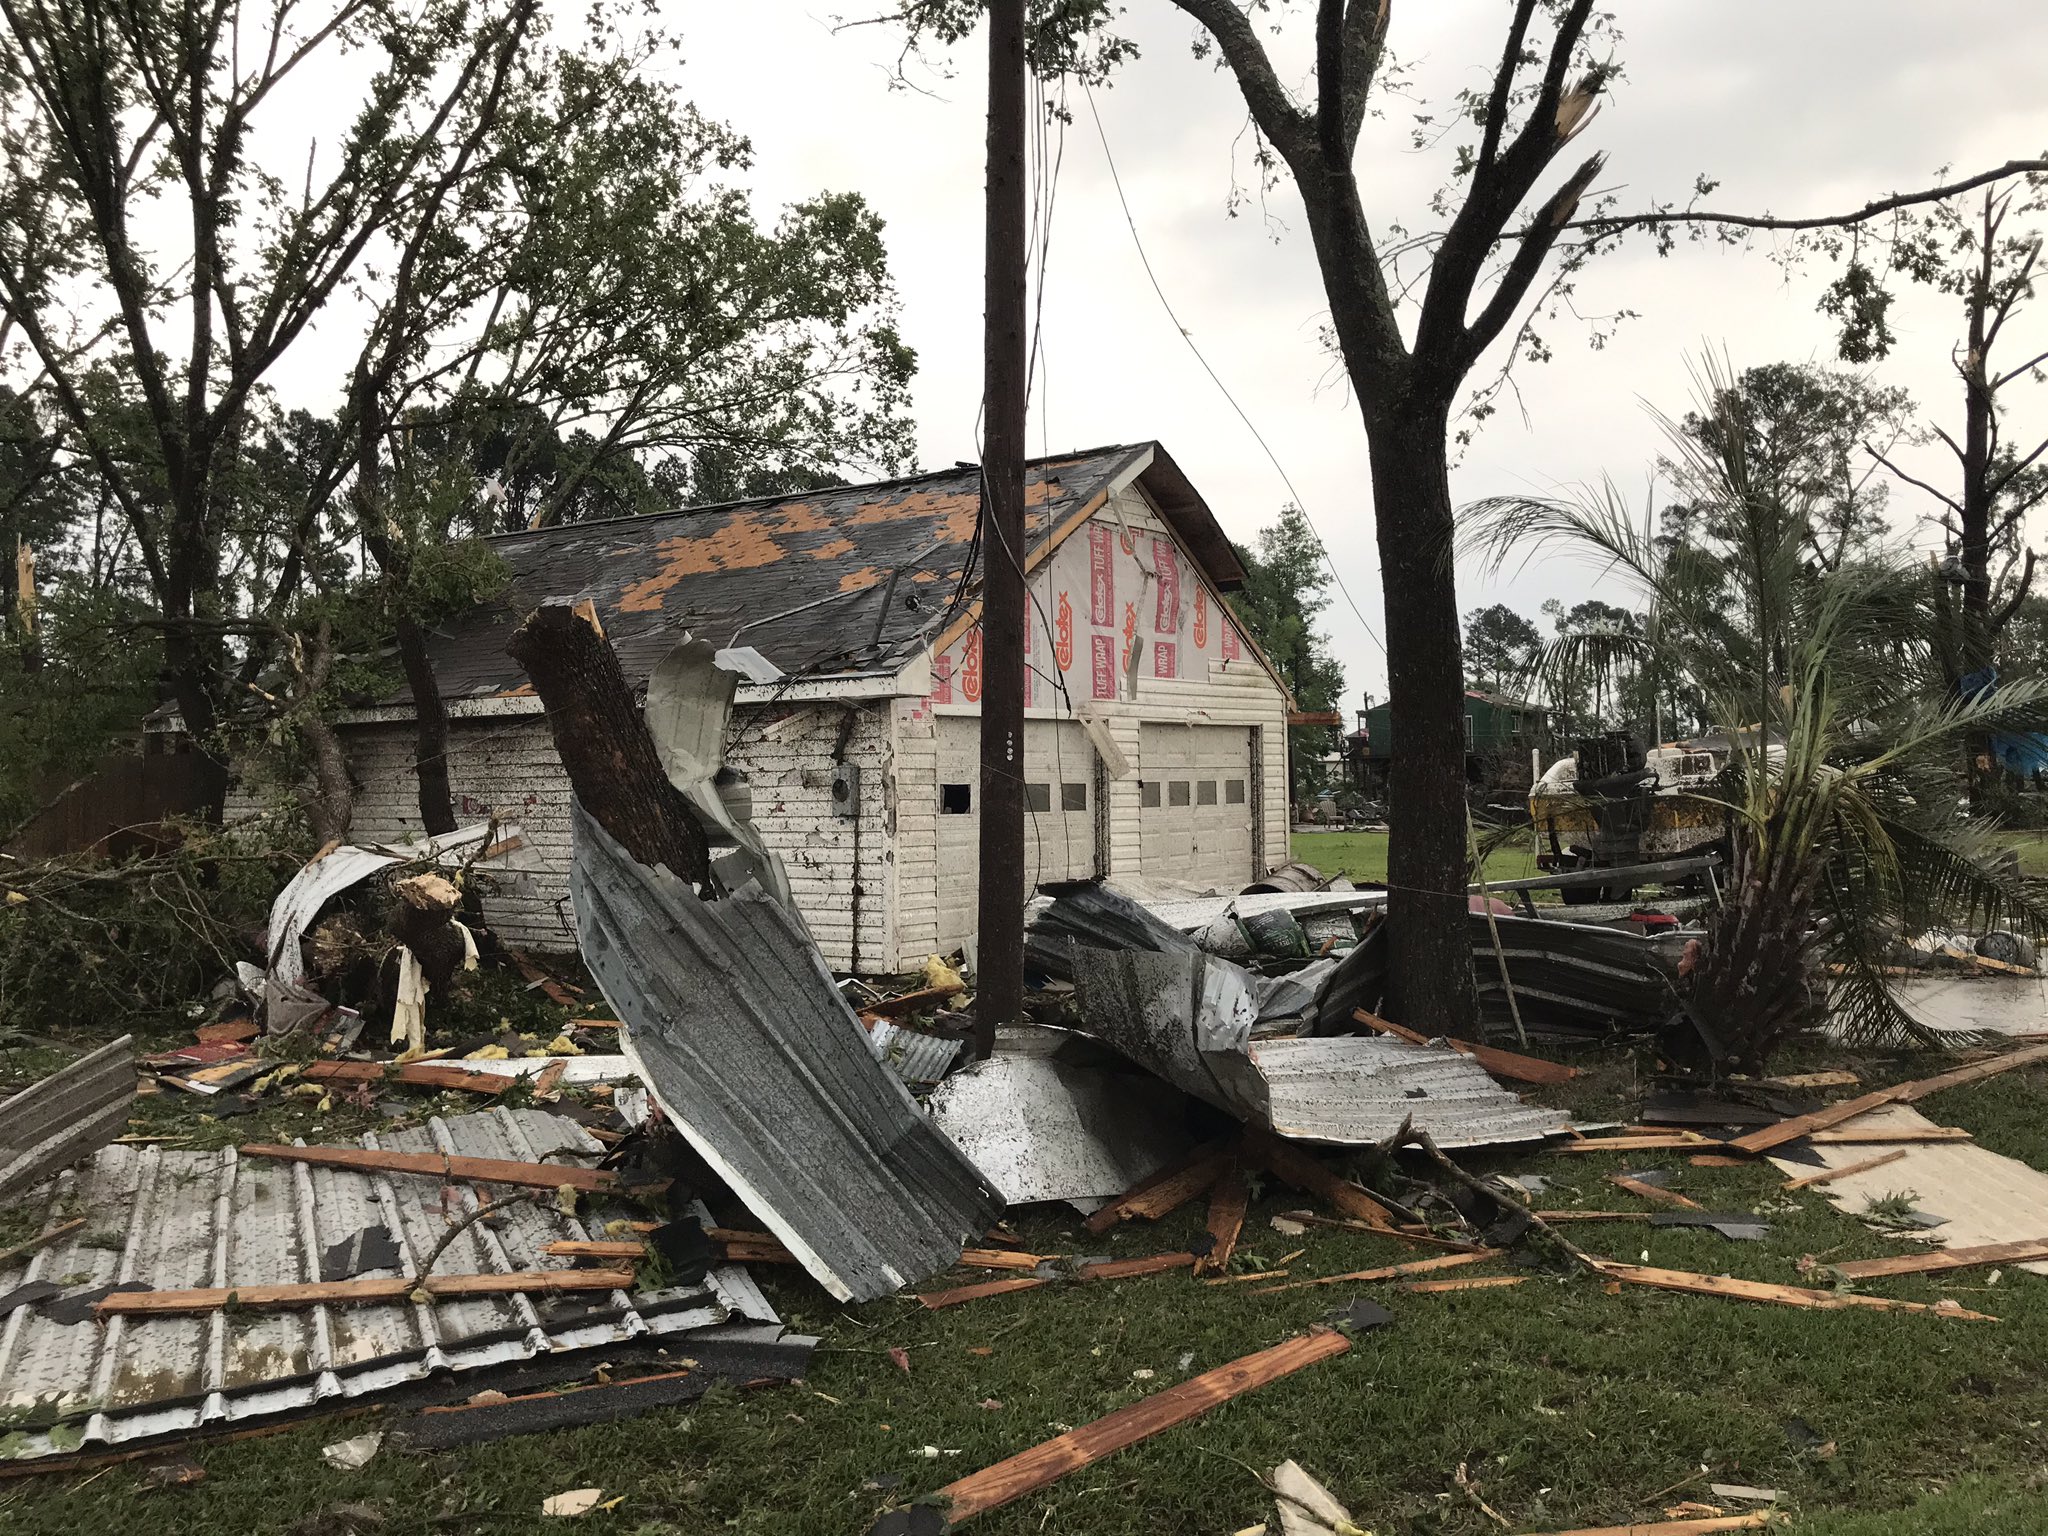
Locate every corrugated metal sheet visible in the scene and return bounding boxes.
[0,1035,135,1200]
[1767,1102,2048,1276]
[0,1107,778,1462]
[1063,946,1571,1149]
[571,801,1002,1303]
[927,1034,1197,1209]
[867,1021,967,1086]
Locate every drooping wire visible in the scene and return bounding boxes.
[1082,82,1387,660]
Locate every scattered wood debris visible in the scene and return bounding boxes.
[1596,1262,1996,1320]
[1782,1149,1907,1189]
[1831,1236,2048,1280]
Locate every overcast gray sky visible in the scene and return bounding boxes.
[644,2,2048,707]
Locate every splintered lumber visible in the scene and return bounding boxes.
[707,1228,799,1265]
[96,1268,639,1316]
[1203,1269,1288,1286]
[1074,1252,1197,1282]
[921,1330,1351,1525]
[301,1060,510,1096]
[1196,1160,1251,1276]
[959,1247,1056,1272]
[542,1240,644,1260]
[1732,1042,2048,1155]
[1351,1008,1578,1086]
[1279,1211,1490,1253]
[1247,1131,1400,1227]
[1534,1514,1773,1535]
[1597,1262,1997,1320]
[1762,1070,1859,1091]
[1690,1154,1750,1167]
[1781,1149,1908,1190]
[1250,1249,1503,1294]
[1400,1275,1526,1293]
[1806,1125,1972,1144]
[238,1143,625,1194]
[917,1276,1049,1310]
[1609,1175,1704,1210]
[1083,1140,1235,1235]
[1831,1236,2048,1280]
[1560,1137,1711,1153]
[1535,1211,1658,1222]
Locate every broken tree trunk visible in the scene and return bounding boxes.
[505,599,709,884]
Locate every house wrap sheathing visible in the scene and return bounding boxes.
[222,442,1293,972]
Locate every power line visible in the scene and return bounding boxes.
[1082,84,1386,659]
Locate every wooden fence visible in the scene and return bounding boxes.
[3,749,216,861]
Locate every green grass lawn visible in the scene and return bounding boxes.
[11,1035,2048,1534]
[1293,827,1545,887]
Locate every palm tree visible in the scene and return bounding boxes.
[1467,357,2048,1068]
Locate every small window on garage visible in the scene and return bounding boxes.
[1061,782,1088,811]
[1197,780,1218,805]
[1169,781,1191,807]
[1024,782,1052,813]
[1140,781,1162,808]
[941,783,973,814]
[1225,778,1246,804]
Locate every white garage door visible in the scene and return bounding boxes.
[933,717,1100,954]
[1138,722,1255,888]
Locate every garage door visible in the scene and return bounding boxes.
[1138,723,1255,888]
[933,718,1100,953]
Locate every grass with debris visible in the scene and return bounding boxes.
[1293,828,1548,887]
[10,1043,2048,1534]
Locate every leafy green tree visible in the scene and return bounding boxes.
[1473,356,2048,1065]
[1228,504,1346,797]
[1463,603,1541,695]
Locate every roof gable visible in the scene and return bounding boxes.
[398,442,1245,706]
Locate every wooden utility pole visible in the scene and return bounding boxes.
[974,0,1028,1058]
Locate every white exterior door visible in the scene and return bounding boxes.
[1138,722,1256,888]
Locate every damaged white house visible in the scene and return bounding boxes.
[220,442,1296,971]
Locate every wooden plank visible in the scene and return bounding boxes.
[1250,1250,1502,1295]
[1760,1070,1859,1091]
[1805,1126,1972,1144]
[1609,1175,1703,1211]
[1726,1086,1907,1155]
[1351,1007,1578,1086]
[301,1061,510,1096]
[1277,1211,1490,1253]
[1399,1275,1526,1293]
[929,1330,1351,1524]
[959,1247,1055,1272]
[1533,1211,1657,1222]
[1832,1236,2048,1280]
[1781,1148,1907,1190]
[530,1060,569,1099]
[917,1276,1049,1310]
[0,1218,85,1268]
[238,1143,626,1194]
[1203,1269,1288,1286]
[1247,1131,1400,1227]
[1596,1262,1997,1320]
[1083,1140,1235,1236]
[508,949,581,1006]
[96,1267,638,1316]
[1537,1514,1772,1536]
[706,1228,799,1265]
[541,1240,644,1260]
[1689,1154,1750,1167]
[1195,1161,1250,1276]
[1075,1252,1196,1282]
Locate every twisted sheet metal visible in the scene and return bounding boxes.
[571,801,1002,1303]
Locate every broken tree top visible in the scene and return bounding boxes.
[376,443,1243,705]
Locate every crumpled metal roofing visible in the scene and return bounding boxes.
[1061,942,1570,1148]
[0,1034,134,1201]
[927,1030,1197,1210]
[571,801,1003,1302]
[0,1106,779,1462]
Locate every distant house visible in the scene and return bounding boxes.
[193,443,1295,972]
[1354,689,1548,795]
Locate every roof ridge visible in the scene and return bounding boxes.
[480,442,1149,545]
